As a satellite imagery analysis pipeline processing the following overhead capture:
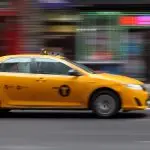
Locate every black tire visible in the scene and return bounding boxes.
[91,90,121,118]
[0,109,11,113]
[122,110,131,113]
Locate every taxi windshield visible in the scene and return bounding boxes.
[64,58,95,74]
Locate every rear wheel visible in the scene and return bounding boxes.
[0,109,11,113]
[91,90,121,118]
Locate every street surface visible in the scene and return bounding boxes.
[0,110,150,150]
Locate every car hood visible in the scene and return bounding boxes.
[92,73,143,85]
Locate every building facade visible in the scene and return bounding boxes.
[0,0,22,55]
[34,0,150,80]
[0,0,42,56]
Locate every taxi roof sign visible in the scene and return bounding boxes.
[40,48,65,59]
[41,48,49,55]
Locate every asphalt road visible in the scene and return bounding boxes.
[0,110,150,150]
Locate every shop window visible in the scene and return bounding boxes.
[96,18,109,26]
[76,13,120,61]
[76,28,120,61]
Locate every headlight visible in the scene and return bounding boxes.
[126,84,143,90]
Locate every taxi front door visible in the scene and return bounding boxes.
[33,74,89,108]
[31,57,91,108]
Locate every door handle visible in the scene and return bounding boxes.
[16,85,28,90]
[4,85,14,89]
[36,78,46,82]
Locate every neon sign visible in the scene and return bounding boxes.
[39,0,69,3]
[39,0,71,9]
[119,15,150,26]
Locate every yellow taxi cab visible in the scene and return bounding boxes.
[0,49,149,118]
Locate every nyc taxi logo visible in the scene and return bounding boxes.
[59,85,71,97]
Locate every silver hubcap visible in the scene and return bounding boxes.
[95,95,115,115]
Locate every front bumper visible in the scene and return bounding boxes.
[121,86,149,110]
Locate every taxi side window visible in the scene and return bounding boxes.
[34,58,72,75]
[2,57,32,73]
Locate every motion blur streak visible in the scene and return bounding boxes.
[1,0,150,82]
[1,1,150,149]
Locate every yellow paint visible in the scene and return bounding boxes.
[0,54,148,111]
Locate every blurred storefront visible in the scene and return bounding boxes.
[42,11,82,60]
[119,13,150,80]
[39,0,150,80]
[75,12,148,78]
[0,0,42,56]
[76,12,150,79]
[40,0,81,60]
[76,12,122,61]
[0,0,22,56]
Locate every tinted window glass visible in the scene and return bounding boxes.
[35,58,71,75]
[0,63,2,71]
[64,58,95,74]
[2,57,31,73]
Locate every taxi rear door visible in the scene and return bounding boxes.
[0,57,38,107]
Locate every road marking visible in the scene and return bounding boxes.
[0,145,57,149]
[137,141,150,144]
[137,141,150,143]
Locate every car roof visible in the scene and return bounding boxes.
[0,54,65,61]
[0,54,90,75]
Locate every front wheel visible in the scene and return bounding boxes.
[91,90,121,118]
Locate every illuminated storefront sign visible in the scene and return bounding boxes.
[39,0,72,8]
[48,25,76,32]
[119,15,150,26]
[72,0,150,4]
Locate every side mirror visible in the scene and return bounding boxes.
[68,69,81,76]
